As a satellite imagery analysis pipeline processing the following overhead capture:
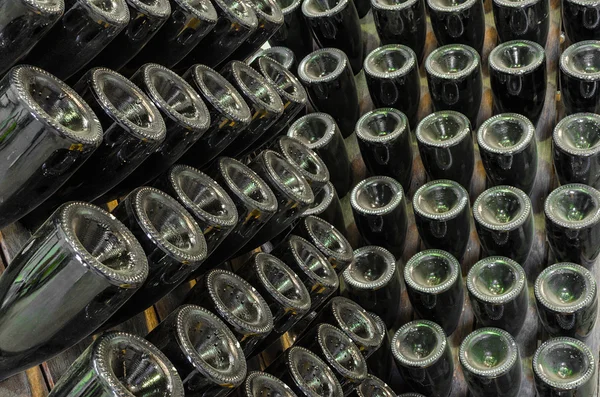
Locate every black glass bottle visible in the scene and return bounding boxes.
[428,0,485,54]
[104,187,207,327]
[156,164,238,259]
[288,113,352,196]
[560,40,600,115]
[489,40,547,122]
[22,0,130,80]
[413,179,470,260]
[146,304,247,396]
[562,0,600,43]
[179,65,252,169]
[350,176,408,258]
[220,61,284,157]
[391,320,454,397]
[275,136,330,194]
[238,253,312,333]
[356,108,414,188]
[342,246,401,328]
[175,0,258,70]
[533,337,597,396]
[0,0,64,76]
[0,202,148,380]
[108,63,211,199]
[298,323,369,394]
[467,256,528,335]
[123,0,218,72]
[81,0,171,73]
[297,49,361,138]
[544,183,600,267]
[534,262,598,338]
[239,150,314,252]
[459,327,522,397]
[493,0,549,45]
[404,249,464,335]
[349,375,397,397]
[269,346,345,397]
[186,268,274,356]
[301,0,363,74]
[269,0,314,61]
[371,0,427,64]
[247,46,296,70]
[473,185,534,264]
[47,332,184,397]
[0,65,103,229]
[553,113,600,189]
[363,46,421,128]
[304,182,346,236]
[295,216,354,274]
[237,371,298,397]
[425,44,483,125]
[416,110,475,188]
[228,0,284,61]
[477,113,538,193]
[202,157,278,268]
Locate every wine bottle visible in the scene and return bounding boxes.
[247,46,296,71]
[428,0,485,54]
[562,0,600,43]
[303,182,347,237]
[560,41,600,115]
[492,0,549,45]
[269,0,314,60]
[237,371,298,397]
[349,375,397,397]
[275,136,330,195]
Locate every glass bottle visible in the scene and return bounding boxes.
[425,44,482,126]
[560,41,600,115]
[298,323,369,394]
[365,312,395,384]
[269,346,345,396]
[363,46,421,128]
[371,0,426,64]
[391,320,454,397]
[544,183,600,267]
[0,65,103,229]
[477,113,538,193]
[107,63,211,199]
[227,0,284,61]
[47,332,184,397]
[275,136,329,195]
[238,253,312,333]
[175,0,258,70]
[297,49,361,138]
[404,249,464,335]
[492,0,549,45]
[413,179,471,260]
[247,46,296,70]
[0,202,148,380]
[186,268,274,356]
[534,262,598,338]
[467,256,528,335]
[355,108,414,188]
[489,40,547,122]
[156,164,238,259]
[562,0,600,43]
[22,0,130,80]
[123,0,218,72]
[304,182,347,237]
[342,246,401,329]
[80,0,171,73]
[428,0,485,54]
[269,0,314,61]
[349,375,397,397]
[301,0,363,74]
[220,61,284,157]
[201,157,278,268]
[146,304,247,396]
[179,65,252,168]
[238,371,298,397]
[533,337,597,396]
[104,186,207,327]
[0,0,64,76]
[473,185,534,264]
[416,110,475,189]
[295,216,354,274]
[553,113,600,189]
[350,176,408,258]
[273,235,340,311]
[288,113,352,196]
[459,327,522,397]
